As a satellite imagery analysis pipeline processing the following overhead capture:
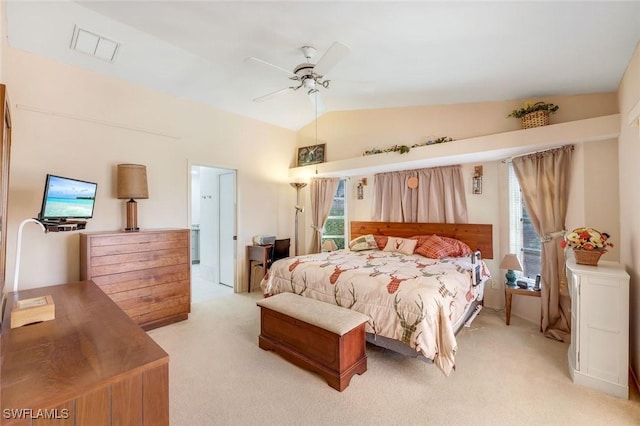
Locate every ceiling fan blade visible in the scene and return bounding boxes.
[329,78,376,93]
[309,91,326,114]
[253,87,292,103]
[245,57,295,77]
[313,42,350,77]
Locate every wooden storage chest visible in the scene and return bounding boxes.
[257,293,368,391]
[80,229,191,330]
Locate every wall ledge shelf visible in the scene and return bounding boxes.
[289,114,620,178]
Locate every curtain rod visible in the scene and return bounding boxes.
[501,144,574,163]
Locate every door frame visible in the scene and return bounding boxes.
[188,162,238,293]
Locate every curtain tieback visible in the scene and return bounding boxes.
[540,230,565,243]
[311,225,322,234]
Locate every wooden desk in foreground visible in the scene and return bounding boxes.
[1,280,169,425]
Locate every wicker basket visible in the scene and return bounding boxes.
[573,249,603,266]
[521,110,550,129]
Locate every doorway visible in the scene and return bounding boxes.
[190,165,236,302]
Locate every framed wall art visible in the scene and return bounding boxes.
[297,143,325,167]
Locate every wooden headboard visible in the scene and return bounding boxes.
[350,221,494,259]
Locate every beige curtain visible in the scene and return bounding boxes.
[512,145,573,341]
[309,177,340,253]
[372,165,468,223]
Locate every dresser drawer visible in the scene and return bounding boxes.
[109,280,190,305]
[92,264,190,294]
[126,297,190,327]
[89,248,189,277]
[88,230,188,247]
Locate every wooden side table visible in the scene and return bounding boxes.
[247,244,272,292]
[505,285,542,332]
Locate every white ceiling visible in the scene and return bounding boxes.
[5,1,640,130]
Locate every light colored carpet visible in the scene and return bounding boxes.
[148,292,640,426]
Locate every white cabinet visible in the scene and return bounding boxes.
[567,258,629,399]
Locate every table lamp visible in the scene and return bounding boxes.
[117,164,149,231]
[322,239,337,252]
[500,253,523,287]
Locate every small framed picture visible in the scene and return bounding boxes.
[297,143,325,167]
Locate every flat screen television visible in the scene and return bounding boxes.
[37,174,98,221]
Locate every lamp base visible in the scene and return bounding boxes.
[125,199,139,231]
[505,269,517,287]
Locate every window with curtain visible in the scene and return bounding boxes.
[371,165,468,223]
[508,162,541,278]
[321,179,346,249]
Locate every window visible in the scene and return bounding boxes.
[321,179,346,249]
[508,163,541,279]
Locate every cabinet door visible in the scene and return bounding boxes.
[581,274,626,384]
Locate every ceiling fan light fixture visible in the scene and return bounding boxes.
[303,78,316,91]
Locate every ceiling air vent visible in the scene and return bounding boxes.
[70,25,119,63]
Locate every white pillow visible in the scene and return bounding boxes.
[383,237,417,255]
[348,234,378,251]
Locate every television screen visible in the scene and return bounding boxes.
[38,174,98,221]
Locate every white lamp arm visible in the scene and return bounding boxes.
[13,218,47,293]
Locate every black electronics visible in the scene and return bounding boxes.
[534,274,541,291]
[40,221,87,232]
[516,280,530,289]
[37,174,97,222]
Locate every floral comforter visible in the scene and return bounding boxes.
[260,249,489,376]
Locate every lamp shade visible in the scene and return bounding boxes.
[117,164,149,199]
[500,253,523,271]
[322,239,338,252]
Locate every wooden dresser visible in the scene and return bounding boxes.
[80,228,190,330]
[1,281,169,425]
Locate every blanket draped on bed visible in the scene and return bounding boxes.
[261,250,485,375]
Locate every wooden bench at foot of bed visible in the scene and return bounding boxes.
[256,292,369,391]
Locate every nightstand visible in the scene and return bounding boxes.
[505,285,542,331]
[247,244,272,292]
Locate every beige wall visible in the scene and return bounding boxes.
[618,41,640,385]
[5,48,296,291]
[0,1,5,82]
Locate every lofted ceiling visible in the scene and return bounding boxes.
[5,1,640,131]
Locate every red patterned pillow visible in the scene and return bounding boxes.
[414,235,453,259]
[410,235,432,248]
[373,235,388,250]
[439,236,473,257]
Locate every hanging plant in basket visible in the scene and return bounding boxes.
[507,101,559,129]
[561,227,613,266]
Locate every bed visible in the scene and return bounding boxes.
[260,221,493,376]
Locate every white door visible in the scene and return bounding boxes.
[219,171,236,287]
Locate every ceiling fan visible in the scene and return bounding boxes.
[246,41,351,112]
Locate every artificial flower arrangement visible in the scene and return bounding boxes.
[507,101,559,119]
[561,227,613,252]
